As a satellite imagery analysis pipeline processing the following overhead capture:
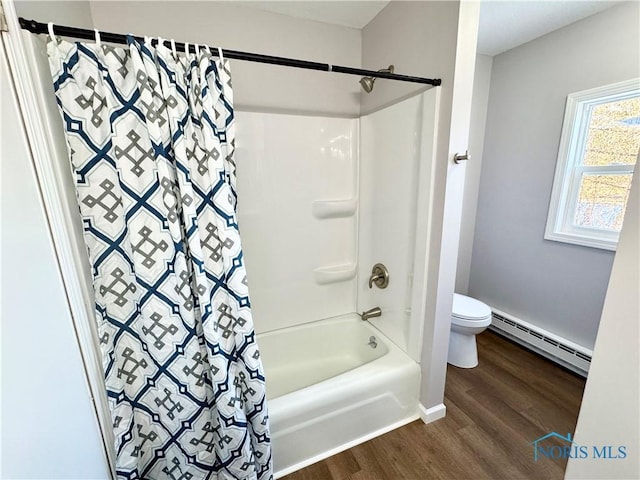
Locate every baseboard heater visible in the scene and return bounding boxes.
[489,308,592,377]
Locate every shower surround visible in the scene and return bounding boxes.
[13,25,440,476]
[236,90,439,476]
[4,0,483,475]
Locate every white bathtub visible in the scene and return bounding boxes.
[258,314,421,477]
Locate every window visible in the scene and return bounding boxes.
[546,79,640,251]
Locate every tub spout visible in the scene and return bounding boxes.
[361,307,382,321]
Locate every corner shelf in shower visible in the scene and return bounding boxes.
[313,263,357,285]
[312,199,357,219]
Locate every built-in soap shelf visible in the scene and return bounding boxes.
[313,263,357,285]
[312,199,357,219]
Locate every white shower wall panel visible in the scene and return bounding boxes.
[236,112,358,333]
[358,92,438,361]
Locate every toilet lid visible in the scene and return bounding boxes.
[452,293,492,321]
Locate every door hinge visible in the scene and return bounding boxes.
[0,3,8,32]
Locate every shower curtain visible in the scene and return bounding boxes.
[47,35,271,480]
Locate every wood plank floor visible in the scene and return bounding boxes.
[282,331,586,480]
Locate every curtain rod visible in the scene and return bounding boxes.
[19,17,441,87]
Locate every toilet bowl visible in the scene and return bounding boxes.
[448,293,492,368]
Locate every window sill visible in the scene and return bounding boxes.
[544,231,617,252]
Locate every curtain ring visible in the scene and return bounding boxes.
[157,36,164,50]
[184,42,190,56]
[194,44,200,57]
[47,22,58,44]
[217,47,224,64]
[170,39,177,58]
[94,29,101,47]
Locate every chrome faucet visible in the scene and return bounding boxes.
[361,307,382,321]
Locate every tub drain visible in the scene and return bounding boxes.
[368,336,378,349]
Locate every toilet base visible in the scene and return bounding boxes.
[447,330,479,368]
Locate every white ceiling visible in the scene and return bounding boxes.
[239,1,621,57]
[239,1,390,29]
[478,1,621,56]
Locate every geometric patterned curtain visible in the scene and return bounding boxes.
[47,34,272,480]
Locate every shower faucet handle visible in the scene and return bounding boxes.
[368,263,389,289]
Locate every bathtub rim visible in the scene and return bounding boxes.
[259,313,394,401]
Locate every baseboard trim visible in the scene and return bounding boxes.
[418,403,446,424]
[489,307,591,377]
[274,413,419,479]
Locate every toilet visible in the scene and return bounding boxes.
[448,293,492,368]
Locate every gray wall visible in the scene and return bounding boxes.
[14,0,95,29]
[89,1,361,117]
[361,1,458,115]
[469,2,640,350]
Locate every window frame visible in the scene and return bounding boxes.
[545,79,640,251]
